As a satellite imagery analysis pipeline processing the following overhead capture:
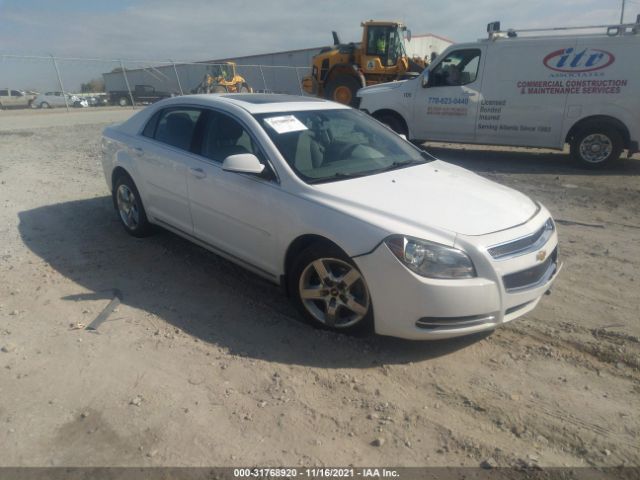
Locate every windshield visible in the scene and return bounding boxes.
[366,25,406,66]
[255,109,432,184]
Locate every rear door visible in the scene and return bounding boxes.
[9,90,26,108]
[136,106,204,234]
[411,47,485,142]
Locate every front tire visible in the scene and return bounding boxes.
[570,124,623,168]
[289,243,373,333]
[113,174,152,237]
[375,112,408,136]
[325,75,360,106]
[40,102,50,109]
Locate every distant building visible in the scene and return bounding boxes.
[404,33,454,64]
[102,33,453,96]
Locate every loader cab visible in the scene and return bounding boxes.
[361,22,409,75]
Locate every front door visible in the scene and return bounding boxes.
[411,48,485,142]
[186,110,280,276]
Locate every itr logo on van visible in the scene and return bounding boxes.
[543,48,615,73]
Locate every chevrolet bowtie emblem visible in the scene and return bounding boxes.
[536,250,547,262]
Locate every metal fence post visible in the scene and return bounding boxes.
[259,66,267,92]
[295,67,303,95]
[51,55,70,112]
[171,61,184,95]
[119,59,136,109]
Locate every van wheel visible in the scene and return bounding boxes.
[118,96,130,107]
[571,125,623,168]
[289,243,373,334]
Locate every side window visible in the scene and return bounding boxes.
[154,108,202,151]
[429,49,481,87]
[10,90,22,96]
[0,90,8,97]
[200,111,262,163]
[142,110,161,138]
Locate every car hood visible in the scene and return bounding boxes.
[357,80,408,97]
[310,160,538,237]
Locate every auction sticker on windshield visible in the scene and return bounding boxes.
[264,115,308,134]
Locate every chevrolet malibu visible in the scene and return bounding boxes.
[101,94,561,340]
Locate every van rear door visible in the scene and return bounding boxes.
[411,47,485,142]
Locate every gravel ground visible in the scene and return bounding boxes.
[0,108,639,468]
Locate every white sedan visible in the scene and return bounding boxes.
[101,94,561,340]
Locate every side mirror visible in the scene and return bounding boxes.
[421,71,429,88]
[222,153,265,175]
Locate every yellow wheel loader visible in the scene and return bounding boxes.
[302,21,425,106]
[192,62,252,94]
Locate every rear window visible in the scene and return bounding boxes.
[153,108,202,151]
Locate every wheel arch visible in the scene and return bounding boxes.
[565,115,630,148]
[281,234,349,296]
[111,165,133,191]
[372,108,409,136]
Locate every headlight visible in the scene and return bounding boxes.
[385,235,476,279]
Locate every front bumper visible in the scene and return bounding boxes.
[353,213,561,340]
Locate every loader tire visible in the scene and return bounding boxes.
[325,75,360,107]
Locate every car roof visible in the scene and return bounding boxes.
[173,93,350,114]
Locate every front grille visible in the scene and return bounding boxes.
[503,248,558,292]
[488,218,554,260]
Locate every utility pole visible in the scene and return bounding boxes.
[620,0,626,24]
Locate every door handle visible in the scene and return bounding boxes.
[189,167,206,179]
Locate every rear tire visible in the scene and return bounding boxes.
[289,242,373,334]
[570,124,623,168]
[40,102,50,109]
[211,85,228,93]
[325,75,360,106]
[113,174,152,238]
[238,83,250,93]
[118,96,131,107]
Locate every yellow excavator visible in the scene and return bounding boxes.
[302,21,426,106]
[192,62,252,94]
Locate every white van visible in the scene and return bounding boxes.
[357,18,640,167]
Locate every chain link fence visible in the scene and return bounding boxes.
[0,54,313,111]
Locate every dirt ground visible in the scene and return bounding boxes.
[0,108,638,469]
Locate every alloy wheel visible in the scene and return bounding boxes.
[116,184,140,230]
[298,257,370,328]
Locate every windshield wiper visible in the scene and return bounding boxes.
[307,171,372,184]
[376,159,425,173]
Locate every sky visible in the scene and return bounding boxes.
[0,0,634,91]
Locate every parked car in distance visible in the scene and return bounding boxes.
[32,92,69,108]
[0,89,37,109]
[108,84,172,107]
[358,19,640,168]
[87,94,109,107]
[101,94,561,340]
